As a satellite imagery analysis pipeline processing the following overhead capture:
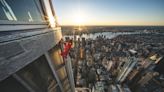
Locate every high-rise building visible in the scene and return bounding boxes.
[81,37,86,47]
[0,0,75,92]
[116,57,138,83]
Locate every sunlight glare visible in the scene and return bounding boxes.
[73,10,87,25]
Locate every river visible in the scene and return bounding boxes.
[64,32,140,40]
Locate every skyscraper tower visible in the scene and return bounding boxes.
[0,0,75,92]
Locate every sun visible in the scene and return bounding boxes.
[73,11,87,25]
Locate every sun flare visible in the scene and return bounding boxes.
[73,11,87,25]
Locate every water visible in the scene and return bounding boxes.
[64,32,139,40]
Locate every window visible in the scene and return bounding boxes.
[67,89,72,92]
[56,67,67,82]
[0,76,29,92]
[53,86,61,92]
[16,56,57,92]
[62,79,69,87]
[0,0,44,22]
[63,83,70,92]
[49,46,64,69]
[62,79,71,92]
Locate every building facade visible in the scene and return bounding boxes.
[0,0,75,92]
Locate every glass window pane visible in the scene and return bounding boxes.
[0,0,44,22]
[62,79,71,92]
[62,79,69,87]
[0,1,8,20]
[49,46,64,69]
[17,56,57,92]
[67,89,72,92]
[0,76,29,92]
[63,83,70,92]
[56,67,67,82]
[54,86,61,92]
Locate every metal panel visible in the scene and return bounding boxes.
[65,56,75,92]
[0,24,48,31]
[44,52,64,92]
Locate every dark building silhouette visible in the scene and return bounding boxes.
[154,57,164,75]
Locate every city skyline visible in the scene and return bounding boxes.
[53,0,164,26]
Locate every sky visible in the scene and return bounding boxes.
[52,0,164,26]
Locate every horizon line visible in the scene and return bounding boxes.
[60,25,164,27]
